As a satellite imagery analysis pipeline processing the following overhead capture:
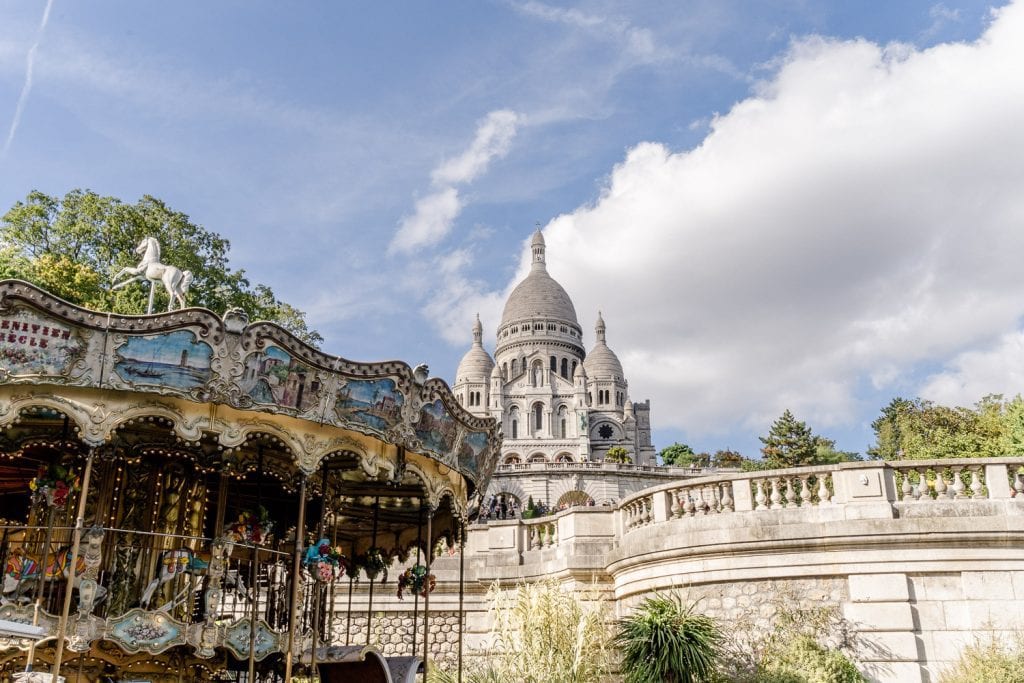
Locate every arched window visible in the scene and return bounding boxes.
[557,405,569,438]
[561,358,568,378]
[512,419,518,439]
[533,402,543,433]
[571,361,577,378]
[550,356,557,371]
[502,362,508,379]
[511,359,518,376]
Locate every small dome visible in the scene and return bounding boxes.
[455,315,494,383]
[499,229,579,328]
[584,312,624,380]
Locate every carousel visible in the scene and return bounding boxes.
[0,272,499,681]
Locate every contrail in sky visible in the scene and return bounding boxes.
[2,0,56,160]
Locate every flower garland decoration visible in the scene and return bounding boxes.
[302,537,349,582]
[357,547,388,583]
[29,463,80,508]
[396,564,436,600]
[226,506,274,544]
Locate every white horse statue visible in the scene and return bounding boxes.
[111,237,194,313]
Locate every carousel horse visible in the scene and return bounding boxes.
[2,545,103,603]
[140,547,249,611]
[111,236,194,313]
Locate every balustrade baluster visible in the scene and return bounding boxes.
[952,467,966,499]
[683,490,695,516]
[710,484,722,513]
[642,499,652,525]
[769,478,783,509]
[1013,470,1024,497]
[530,526,539,549]
[785,478,798,509]
[550,522,558,546]
[692,487,705,515]
[670,491,682,518]
[817,474,831,504]
[901,470,914,501]
[934,469,948,498]
[799,476,813,507]
[969,467,984,499]
[755,480,768,511]
[720,482,734,512]
[915,469,929,501]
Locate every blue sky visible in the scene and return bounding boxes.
[2,1,1022,459]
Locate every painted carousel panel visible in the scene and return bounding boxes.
[106,608,188,654]
[113,329,213,390]
[0,309,84,379]
[458,430,489,480]
[239,345,321,412]
[414,399,459,465]
[333,377,405,435]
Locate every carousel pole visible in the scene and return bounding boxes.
[344,540,355,646]
[51,448,96,679]
[25,502,57,673]
[457,519,466,683]
[247,446,264,683]
[284,475,308,682]
[309,460,329,678]
[365,497,379,645]
[422,506,433,680]
[411,505,423,655]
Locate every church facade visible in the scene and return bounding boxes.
[453,230,660,509]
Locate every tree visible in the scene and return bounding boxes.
[759,410,817,469]
[659,442,695,466]
[712,449,744,468]
[1,189,322,346]
[605,446,631,464]
[813,436,862,464]
[867,395,1008,461]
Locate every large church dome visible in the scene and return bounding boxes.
[499,230,578,328]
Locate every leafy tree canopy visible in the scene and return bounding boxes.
[712,449,744,468]
[868,394,1023,461]
[658,442,695,466]
[606,446,631,464]
[759,410,818,469]
[1,189,322,346]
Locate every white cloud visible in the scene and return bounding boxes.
[920,331,1024,405]
[485,1,1024,440]
[511,1,661,62]
[432,110,520,185]
[391,110,521,254]
[2,0,54,160]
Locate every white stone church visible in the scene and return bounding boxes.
[452,230,682,511]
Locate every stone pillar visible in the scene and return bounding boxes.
[844,573,923,683]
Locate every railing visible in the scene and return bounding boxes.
[617,458,1024,534]
[523,518,558,550]
[494,461,715,476]
[0,523,322,661]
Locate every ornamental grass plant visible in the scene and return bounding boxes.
[613,593,723,683]
[939,633,1024,683]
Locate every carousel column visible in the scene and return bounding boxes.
[411,505,424,656]
[457,519,466,683]
[247,447,264,683]
[365,497,380,646]
[309,461,329,677]
[26,485,59,673]
[422,505,434,681]
[284,475,308,683]
[51,448,97,679]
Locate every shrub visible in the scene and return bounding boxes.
[614,593,722,683]
[939,634,1024,683]
[757,635,865,683]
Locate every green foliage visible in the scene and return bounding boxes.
[812,437,862,464]
[868,394,1024,461]
[759,411,817,469]
[756,636,865,683]
[712,450,744,468]
[606,446,631,464]
[938,633,1024,683]
[522,495,538,520]
[614,593,722,683]
[660,442,696,466]
[1,189,322,346]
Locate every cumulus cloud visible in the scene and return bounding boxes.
[390,110,520,254]
[919,331,1024,405]
[494,2,1024,440]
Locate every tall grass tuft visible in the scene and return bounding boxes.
[613,593,722,683]
[939,634,1024,683]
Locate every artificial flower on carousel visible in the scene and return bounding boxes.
[396,564,436,600]
[302,537,349,582]
[29,463,81,508]
[226,505,274,544]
